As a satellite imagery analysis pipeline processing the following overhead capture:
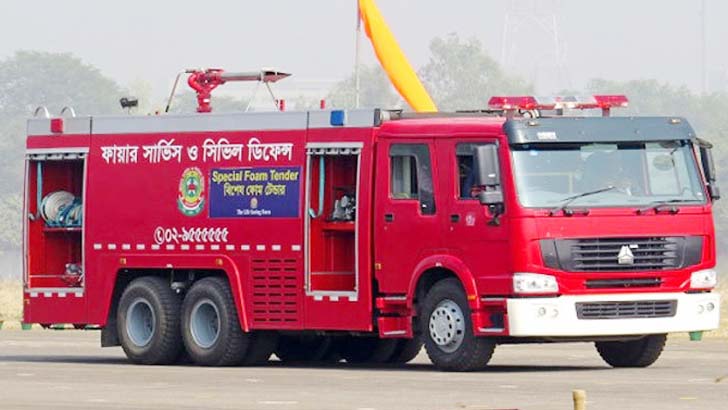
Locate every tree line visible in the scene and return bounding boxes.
[0,33,726,254]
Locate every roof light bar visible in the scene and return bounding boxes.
[488,95,629,116]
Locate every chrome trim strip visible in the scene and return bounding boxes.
[478,327,506,333]
[26,147,90,154]
[25,287,84,293]
[306,142,364,150]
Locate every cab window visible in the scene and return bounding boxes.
[456,143,490,199]
[390,144,436,214]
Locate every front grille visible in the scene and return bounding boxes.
[576,300,677,320]
[573,237,678,271]
[585,277,662,289]
[542,236,702,273]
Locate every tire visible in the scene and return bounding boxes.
[117,276,183,365]
[421,278,495,372]
[340,336,398,364]
[595,334,667,368]
[275,335,337,363]
[388,337,423,364]
[181,277,250,366]
[241,331,279,365]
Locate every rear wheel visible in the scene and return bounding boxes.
[340,336,398,364]
[595,334,667,368]
[117,276,183,365]
[181,277,250,366]
[421,278,495,372]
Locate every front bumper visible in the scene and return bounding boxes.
[506,292,720,337]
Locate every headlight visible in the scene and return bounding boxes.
[690,269,718,289]
[513,273,559,294]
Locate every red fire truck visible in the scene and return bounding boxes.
[23,70,721,371]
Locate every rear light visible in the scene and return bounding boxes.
[50,118,64,134]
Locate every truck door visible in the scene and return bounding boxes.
[374,139,442,293]
[24,150,88,325]
[438,139,509,291]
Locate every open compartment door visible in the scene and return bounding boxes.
[305,143,363,296]
[24,150,87,324]
[303,141,373,330]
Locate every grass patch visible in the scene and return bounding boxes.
[0,278,22,326]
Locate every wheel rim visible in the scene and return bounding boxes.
[428,299,465,353]
[190,299,221,349]
[125,298,156,347]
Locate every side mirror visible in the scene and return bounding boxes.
[473,145,505,225]
[477,190,504,205]
[699,146,721,200]
[473,145,500,187]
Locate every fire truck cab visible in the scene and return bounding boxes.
[23,90,721,371]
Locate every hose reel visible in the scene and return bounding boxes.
[40,190,82,227]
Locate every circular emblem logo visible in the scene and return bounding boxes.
[177,167,205,216]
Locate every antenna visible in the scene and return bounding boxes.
[501,0,570,92]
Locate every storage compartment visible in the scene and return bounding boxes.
[26,157,85,289]
[306,147,360,293]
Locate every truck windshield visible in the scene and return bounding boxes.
[511,141,706,208]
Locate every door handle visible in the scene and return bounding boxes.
[450,214,460,223]
[384,213,394,222]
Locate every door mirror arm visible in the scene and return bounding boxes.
[477,190,504,225]
[487,203,504,226]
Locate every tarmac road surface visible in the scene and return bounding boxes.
[0,331,726,410]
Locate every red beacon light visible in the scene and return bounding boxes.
[488,95,629,117]
[487,96,539,111]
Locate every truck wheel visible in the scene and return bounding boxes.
[421,278,495,372]
[595,334,667,368]
[276,335,337,363]
[241,331,279,365]
[181,277,250,366]
[340,336,398,364]
[387,337,423,364]
[117,276,183,365]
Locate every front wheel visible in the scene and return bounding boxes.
[421,278,495,372]
[595,334,667,368]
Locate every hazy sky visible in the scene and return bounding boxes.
[2,0,726,104]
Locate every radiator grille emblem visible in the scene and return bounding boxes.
[617,245,635,265]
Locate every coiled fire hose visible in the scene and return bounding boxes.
[40,191,82,227]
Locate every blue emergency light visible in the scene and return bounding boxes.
[330,110,347,126]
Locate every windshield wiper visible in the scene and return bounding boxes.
[637,199,697,215]
[549,186,616,216]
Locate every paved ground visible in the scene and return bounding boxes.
[0,331,726,410]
